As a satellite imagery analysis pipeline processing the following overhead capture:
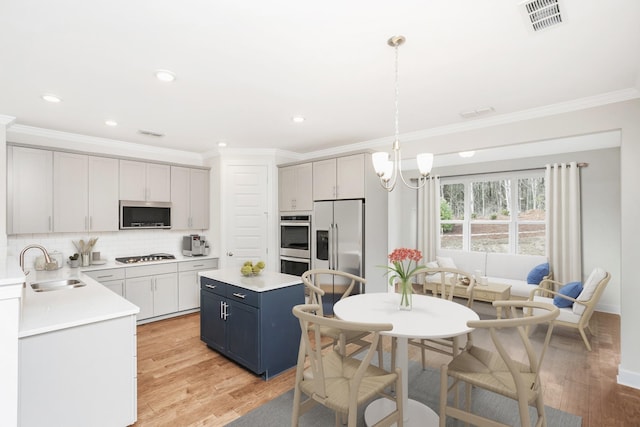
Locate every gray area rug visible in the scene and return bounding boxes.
[226,357,581,427]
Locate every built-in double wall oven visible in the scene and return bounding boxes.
[280,214,311,276]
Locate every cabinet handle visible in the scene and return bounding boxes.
[205,284,216,289]
[90,216,93,230]
[219,301,224,319]
[97,275,114,279]
[232,292,246,299]
[193,264,204,268]
[48,216,52,231]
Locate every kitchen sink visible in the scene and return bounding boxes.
[30,279,86,292]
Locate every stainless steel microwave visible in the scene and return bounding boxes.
[119,200,172,229]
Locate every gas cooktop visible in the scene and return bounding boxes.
[115,253,176,264]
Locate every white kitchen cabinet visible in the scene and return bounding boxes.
[119,159,171,202]
[178,258,218,311]
[279,162,312,211]
[313,153,365,200]
[171,166,210,229]
[7,146,53,234]
[19,315,137,427]
[83,268,126,296]
[124,263,178,321]
[53,153,119,232]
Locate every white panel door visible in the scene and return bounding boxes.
[225,165,269,269]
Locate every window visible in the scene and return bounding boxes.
[440,173,545,255]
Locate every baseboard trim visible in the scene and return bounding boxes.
[617,365,640,390]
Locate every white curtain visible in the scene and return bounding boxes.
[546,162,582,284]
[417,175,440,265]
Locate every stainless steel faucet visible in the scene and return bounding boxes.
[19,244,54,275]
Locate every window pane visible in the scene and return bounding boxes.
[441,183,465,220]
[518,223,546,255]
[470,223,509,253]
[440,223,463,250]
[471,180,510,220]
[518,177,545,220]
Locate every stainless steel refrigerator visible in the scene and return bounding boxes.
[312,199,364,314]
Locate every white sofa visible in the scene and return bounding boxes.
[430,249,550,299]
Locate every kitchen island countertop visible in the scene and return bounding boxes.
[199,268,302,292]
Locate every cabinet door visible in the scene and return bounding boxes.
[103,279,125,297]
[336,154,365,199]
[312,159,337,201]
[170,166,190,229]
[226,299,260,372]
[200,290,226,352]
[88,156,119,231]
[153,273,178,316]
[53,152,89,232]
[125,277,154,320]
[178,271,199,311]
[189,168,209,229]
[119,160,147,201]
[279,166,296,211]
[294,163,313,211]
[146,163,171,202]
[7,146,53,234]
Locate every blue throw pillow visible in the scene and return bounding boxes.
[553,281,583,308]
[527,262,550,285]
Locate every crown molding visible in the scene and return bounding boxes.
[7,124,203,164]
[303,88,640,159]
[0,115,16,126]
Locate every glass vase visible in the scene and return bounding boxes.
[399,277,413,311]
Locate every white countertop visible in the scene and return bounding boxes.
[199,269,302,292]
[0,256,26,287]
[19,270,140,338]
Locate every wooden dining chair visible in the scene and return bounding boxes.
[439,300,559,427]
[291,304,403,427]
[301,269,382,364]
[408,267,477,368]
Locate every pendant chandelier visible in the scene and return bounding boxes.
[372,35,434,191]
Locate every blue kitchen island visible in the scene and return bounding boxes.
[198,269,304,380]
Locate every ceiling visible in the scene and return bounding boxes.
[1,0,639,157]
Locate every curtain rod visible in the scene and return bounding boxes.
[431,162,588,180]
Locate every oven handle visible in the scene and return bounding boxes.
[280,221,310,227]
[280,255,310,263]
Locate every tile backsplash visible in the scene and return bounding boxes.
[8,230,210,268]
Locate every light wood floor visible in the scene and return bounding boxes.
[133,303,640,427]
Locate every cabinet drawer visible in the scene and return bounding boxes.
[226,284,259,308]
[178,258,218,272]
[84,268,125,282]
[125,262,177,278]
[201,277,226,297]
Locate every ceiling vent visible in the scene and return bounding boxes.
[521,0,563,32]
[138,129,165,138]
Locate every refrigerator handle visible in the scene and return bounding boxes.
[334,223,339,270]
[328,223,334,269]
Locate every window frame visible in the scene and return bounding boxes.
[439,170,546,255]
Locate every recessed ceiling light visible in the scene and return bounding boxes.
[292,116,305,123]
[155,70,176,82]
[459,151,476,158]
[105,120,118,127]
[41,94,62,103]
[218,141,227,148]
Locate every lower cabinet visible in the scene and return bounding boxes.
[83,268,125,297]
[200,277,304,379]
[125,263,178,321]
[178,258,218,311]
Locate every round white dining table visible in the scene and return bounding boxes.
[333,292,479,427]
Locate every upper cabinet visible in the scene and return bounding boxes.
[119,160,171,202]
[279,163,313,212]
[312,154,365,200]
[53,153,119,232]
[7,146,53,234]
[171,166,210,229]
